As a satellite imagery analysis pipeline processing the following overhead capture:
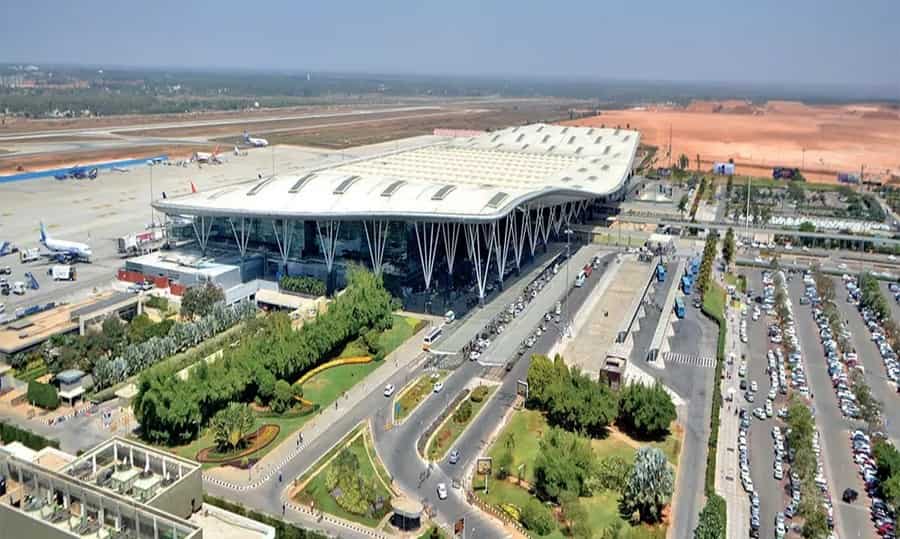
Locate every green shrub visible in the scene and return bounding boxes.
[453,400,473,423]
[27,380,60,410]
[271,380,294,414]
[145,295,169,311]
[496,450,513,480]
[279,275,326,297]
[470,385,489,403]
[520,498,555,535]
[0,422,60,450]
[694,494,727,539]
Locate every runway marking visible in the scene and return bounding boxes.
[663,351,716,369]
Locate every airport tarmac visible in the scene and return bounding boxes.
[0,135,444,314]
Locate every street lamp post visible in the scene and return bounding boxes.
[564,227,573,337]
[148,162,155,228]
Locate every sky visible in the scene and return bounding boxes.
[3,0,900,89]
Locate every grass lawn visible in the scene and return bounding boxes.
[725,273,748,294]
[427,386,496,460]
[394,371,447,422]
[486,409,546,485]
[703,281,727,320]
[294,430,392,527]
[170,315,420,467]
[712,175,839,192]
[476,409,679,537]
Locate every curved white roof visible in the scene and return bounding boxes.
[153,123,640,222]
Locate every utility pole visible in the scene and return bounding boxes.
[271,146,276,176]
[745,175,751,240]
[149,162,155,228]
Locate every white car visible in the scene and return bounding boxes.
[433,382,445,393]
[436,482,448,500]
[383,384,396,397]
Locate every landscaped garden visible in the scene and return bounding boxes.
[293,426,394,527]
[471,355,680,538]
[394,371,447,422]
[135,268,418,468]
[427,384,495,460]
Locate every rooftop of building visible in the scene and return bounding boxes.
[153,123,641,222]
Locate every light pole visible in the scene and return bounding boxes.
[148,161,155,228]
[564,227,573,337]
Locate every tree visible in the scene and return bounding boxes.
[693,494,726,539]
[533,428,597,501]
[620,447,674,524]
[271,380,295,413]
[560,490,592,539]
[800,504,829,539]
[874,439,900,482]
[678,194,690,218]
[722,227,735,267]
[520,498,555,535]
[592,455,630,492]
[180,282,225,320]
[799,221,816,233]
[617,382,677,438]
[211,403,255,452]
[526,354,556,408]
[787,180,806,208]
[496,449,514,480]
[453,399,473,423]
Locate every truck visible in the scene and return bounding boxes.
[117,229,165,256]
[674,297,686,319]
[19,248,40,263]
[656,263,667,283]
[773,167,801,180]
[49,265,76,281]
[11,282,25,295]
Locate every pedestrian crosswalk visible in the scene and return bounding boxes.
[663,351,716,369]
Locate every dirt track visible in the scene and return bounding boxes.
[0,144,212,175]
[565,101,900,183]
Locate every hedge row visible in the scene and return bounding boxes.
[27,380,60,410]
[203,495,329,539]
[279,275,326,297]
[0,421,60,451]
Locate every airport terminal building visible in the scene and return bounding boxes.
[152,124,640,300]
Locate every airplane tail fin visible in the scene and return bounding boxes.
[39,221,48,243]
[162,191,167,199]
[190,181,197,194]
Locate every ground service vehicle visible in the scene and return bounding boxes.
[49,265,76,281]
[12,282,25,295]
[117,229,165,256]
[19,248,40,263]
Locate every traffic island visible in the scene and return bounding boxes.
[425,384,496,461]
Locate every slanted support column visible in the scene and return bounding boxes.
[363,220,391,276]
[465,221,496,302]
[191,215,215,255]
[441,222,460,275]
[493,216,511,284]
[272,219,294,268]
[413,222,440,290]
[315,220,341,281]
[511,210,526,270]
[552,203,566,236]
[541,206,553,245]
[229,217,252,259]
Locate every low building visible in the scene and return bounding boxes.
[0,436,209,539]
[54,370,87,407]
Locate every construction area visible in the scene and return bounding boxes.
[566,100,900,183]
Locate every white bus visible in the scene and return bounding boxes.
[423,326,443,350]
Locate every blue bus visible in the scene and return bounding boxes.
[674,297,686,319]
[656,264,667,282]
[681,275,693,295]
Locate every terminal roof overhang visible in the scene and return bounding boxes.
[153,123,641,223]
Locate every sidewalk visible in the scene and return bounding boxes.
[206,323,429,488]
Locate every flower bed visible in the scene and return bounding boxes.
[195,424,280,464]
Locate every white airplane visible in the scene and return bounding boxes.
[243,132,269,147]
[40,222,92,261]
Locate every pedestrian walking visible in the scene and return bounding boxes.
[282,502,286,516]
[299,432,303,444]
[278,470,283,483]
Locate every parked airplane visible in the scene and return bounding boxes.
[243,132,269,147]
[54,166,98,181]
[39,222,92,261]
